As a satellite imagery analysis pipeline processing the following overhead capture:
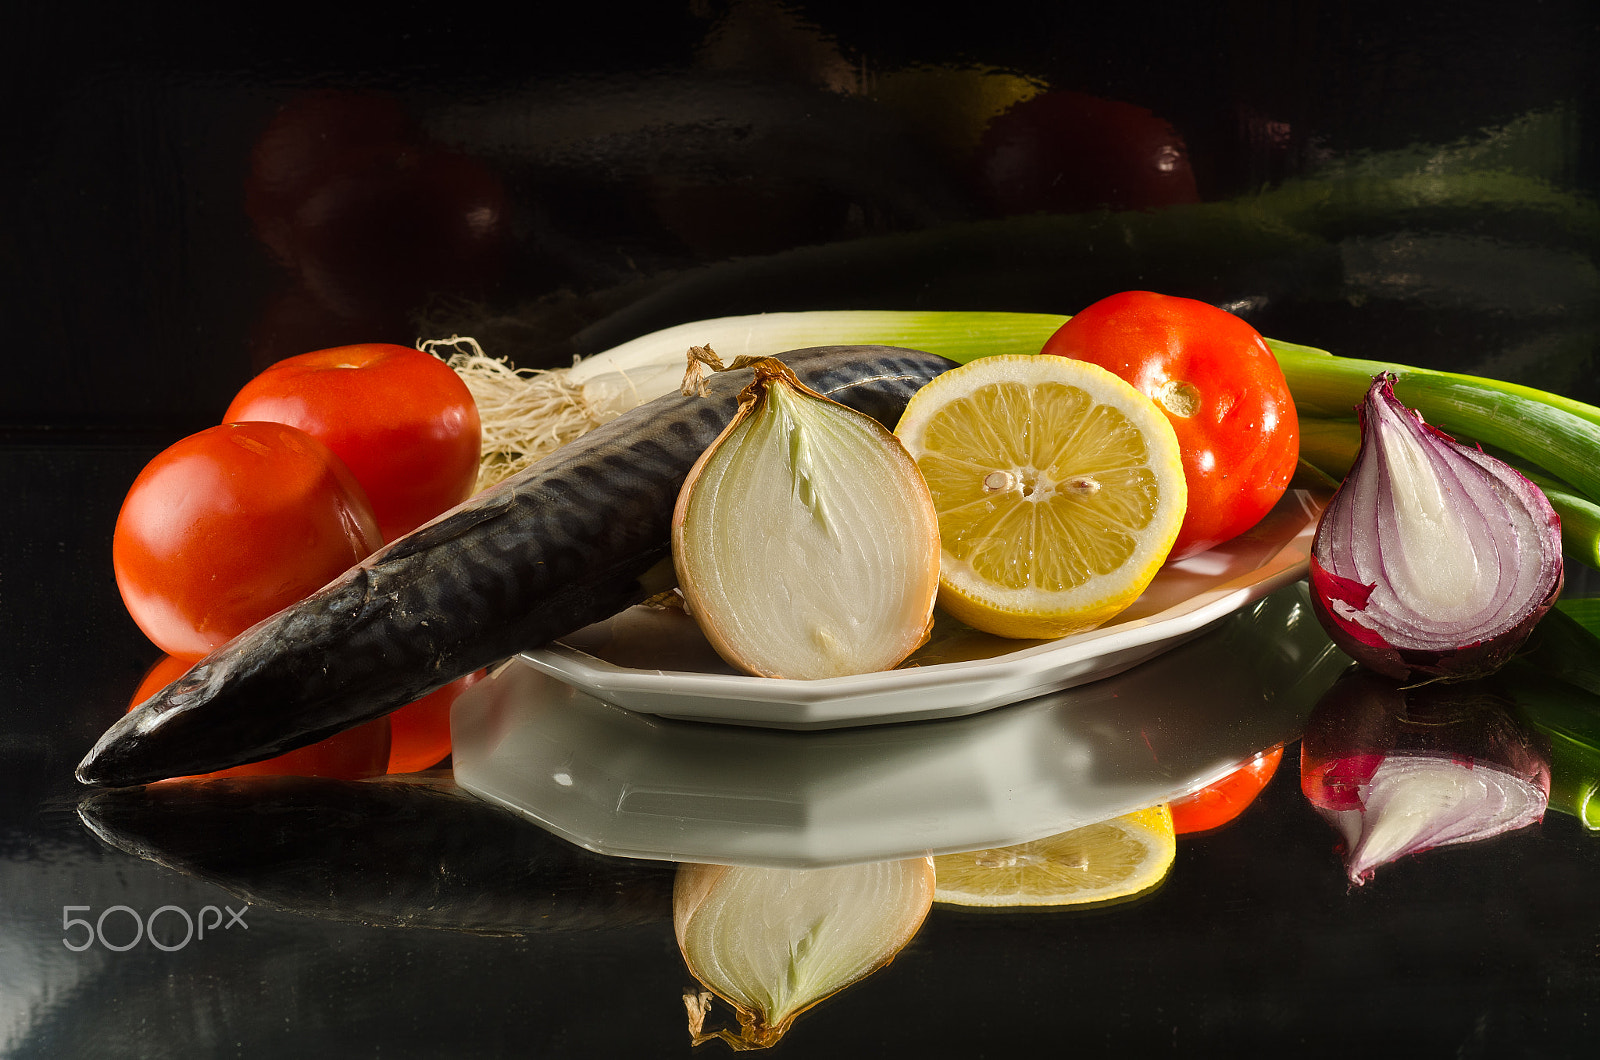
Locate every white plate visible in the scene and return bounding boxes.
[519,490,1325,729]
[456,581,1348,867]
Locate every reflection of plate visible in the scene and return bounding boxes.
[456,582,1347,867]
[518,490,1325,729]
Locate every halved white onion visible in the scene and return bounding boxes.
[672,355,941,679]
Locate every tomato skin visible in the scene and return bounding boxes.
[1041,291,1299,559]
[223,344,482,541]
[113,422,383,661]
[128,655,391,781]
[386,669,485,774]
[1170,745,1284,835]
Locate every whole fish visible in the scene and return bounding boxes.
[78,346,957,787]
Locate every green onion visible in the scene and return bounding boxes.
[1491,609,1600,830]
[1269,339,1600,508]
[440,312,1067,488]
[440,310,1600,528]
[1555,598,1600,639]
[563,310,1068,381]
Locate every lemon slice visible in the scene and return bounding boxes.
[895,354,1186,639]
[932,805,1177,907]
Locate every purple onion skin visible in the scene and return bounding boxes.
[1310,563,1560,682]
[1310,374,1563,683]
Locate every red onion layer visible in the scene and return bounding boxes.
[1310,374,1563,681]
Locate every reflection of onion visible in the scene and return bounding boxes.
[1310,373,1563,681]
[1319,756,1546,884]
[674,858,934,1049]
[1301,669,1551,885]
[973,90,1201,215]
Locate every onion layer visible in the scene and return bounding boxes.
[1310,373,1563,681]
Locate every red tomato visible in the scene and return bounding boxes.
[128,655,391,781]
[224,344,482,541]
[386,669,485,774]
[1041,291,1299,559]
[114,422,383,660]
[1170,745,1284,835]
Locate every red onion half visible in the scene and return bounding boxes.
[1310,374,1563,681]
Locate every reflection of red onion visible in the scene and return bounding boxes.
[973,90,1200,215]
[1301,668,1551,885]
[1310,373,1562,681]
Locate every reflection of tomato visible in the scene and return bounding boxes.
[129,655,391,781]
[1170,745,1284,834]
[247,282,416,374]
[286,149,509,314]
[245,91,415,266]
[1041,291,1299,559]
[113,422,383,660]
[974,90,1200,215]
[387,670,486,774]
[224,344,482,541]
[244,89,509,319]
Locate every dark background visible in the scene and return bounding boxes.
[5,1,1600,1056]
[7,0,1597,437]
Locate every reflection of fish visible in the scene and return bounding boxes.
[77,775,674,934]
[77,346,956,788]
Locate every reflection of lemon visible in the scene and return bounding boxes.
[869,65,1045,162]
[895,355,1186,640]
[932,805,1177,907]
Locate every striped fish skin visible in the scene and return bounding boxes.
[77,346,957,787]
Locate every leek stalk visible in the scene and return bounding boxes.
[1268,339,1600,508]
[1489,607,1600,831]
[444,310,1600,556]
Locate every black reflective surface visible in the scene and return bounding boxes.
[8,2,1600,1056]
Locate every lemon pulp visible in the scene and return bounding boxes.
[895,355,1186,639]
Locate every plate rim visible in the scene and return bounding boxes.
[519,489,1323,719]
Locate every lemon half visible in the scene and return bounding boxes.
[895,355,1186,639]
[933,805,1177,908]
